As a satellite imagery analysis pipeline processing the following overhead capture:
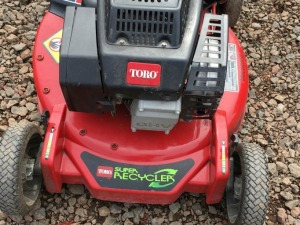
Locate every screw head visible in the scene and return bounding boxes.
[43,88,50,94]
[37,55,44,61]
[79,129,87,136]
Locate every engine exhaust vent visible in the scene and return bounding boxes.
[106,0,190,47]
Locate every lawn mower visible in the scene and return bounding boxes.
[0,0,269,224]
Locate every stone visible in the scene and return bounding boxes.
[291,207,300,218]
[278,208,287,224]
[19,65,29,74]
[152,217,164,225]
[285,200,299,210]
[252,23,261,29]
[121,211,134,221]
[169,202,181,214]
[109,204,122,214]
[286,117,298,128]
[6,33,18,43]
[4,24,18,34]
[4,86,15,97]
[68,197,76,206]
[11,106,28,116]
[12,43,26,51]
[20,49,31,60]
[103,216,117,225]
[289,164,300,178]
[26,102,36,111]
[280,191,293,201]
[68,184,85,195]
[99,206,110,217]
[268,163,278,176]
[34,208,46,220]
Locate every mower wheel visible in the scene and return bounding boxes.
[221,0,243,27]
[226,143,269,225]
[0,124,43,215]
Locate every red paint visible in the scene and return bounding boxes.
[33,12,248,205]
[126,62,161,87]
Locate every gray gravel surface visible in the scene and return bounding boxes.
[0,0,300,224]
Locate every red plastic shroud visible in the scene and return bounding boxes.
[33,12,248,205]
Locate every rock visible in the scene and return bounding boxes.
[252,23,261,29]
[170,222,182,225]
[68,184,85,195]
[4,86,15,97]
[26,102,36,111]
[6,34,18,43]
[109,204,122,214]
[275,95,285,102]
[291,207,300,218]
[11,106,28,116]
[103,216,117,225]
[272,65,281,74]
[253,77,261,86]
[208,206,217,214]
[0,211,7,220]
[19,65,29,74]
[268,99,277,107]
[12,43,27,51]
[77,195,87,205]
[121,211,134,221]
[169,202,181,214]
[34,208,46,220]
[285,200,299,210]
[99,206,110,217]
[278,208,287,224]
[268,163,278,176]
[4,24,18,34]
[68,197,76,206]
[7,100,18,108]
[75,208,86,217]
[280,191,293,201]
[286,117,298,128]
[191,203,202,215]
[21,49,31,60]
[276,161,288,173]
[152,217,164,225]
[124,218,134,225]
[25,84,35,96]
[289,164,300,178]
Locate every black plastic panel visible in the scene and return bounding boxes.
[97,0,202,101]
[60,7,106,113]
[106,0,190,47]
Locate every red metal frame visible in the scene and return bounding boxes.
[33,11,248,205]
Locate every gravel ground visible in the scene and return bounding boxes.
[0,0,300,224]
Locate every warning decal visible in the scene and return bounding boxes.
[225,43,239,92]
[43,30,63,64]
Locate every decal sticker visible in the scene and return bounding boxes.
[221,140,226,174]
[43,30,63,63]
[225,43,239,92]
[45,127,55,159]
[81,152,194,192]
[63,0,82,5]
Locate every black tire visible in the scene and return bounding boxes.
[221,0,243,27]
[226,143,269,225]
[0,123,43,215]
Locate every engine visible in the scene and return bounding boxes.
[55,0,228,134]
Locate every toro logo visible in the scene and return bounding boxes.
[126,62,161,87]
[97,166,114,179]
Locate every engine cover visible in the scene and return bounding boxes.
[106,0,190,48]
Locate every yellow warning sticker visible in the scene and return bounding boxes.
[43,30,62,63]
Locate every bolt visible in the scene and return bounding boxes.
[43,88,50,94]
[79,129,87,136]
[37,55,44,61]
[111,143,118,150]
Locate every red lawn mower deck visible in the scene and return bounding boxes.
[0,0,269,224]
